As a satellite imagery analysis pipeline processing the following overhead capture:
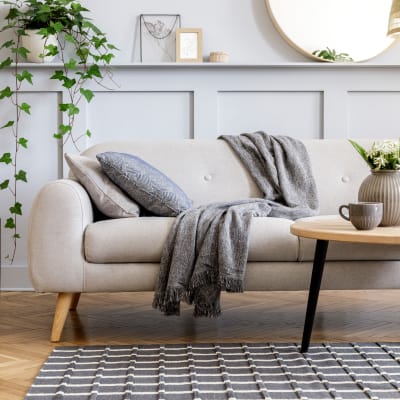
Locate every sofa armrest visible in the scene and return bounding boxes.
[28,179,94,292]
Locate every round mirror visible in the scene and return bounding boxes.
[266,0,396,62]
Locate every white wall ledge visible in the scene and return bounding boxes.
[5,62,400,69]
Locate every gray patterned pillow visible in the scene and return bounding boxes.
[96,152,192,217]
[65,153,140,218]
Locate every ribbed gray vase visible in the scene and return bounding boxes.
[358,170,400,226]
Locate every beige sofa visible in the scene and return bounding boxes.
[28,139,400,342]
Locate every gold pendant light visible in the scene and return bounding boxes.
[388,0,400,37]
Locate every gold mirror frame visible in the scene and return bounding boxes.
[265,0,396,62]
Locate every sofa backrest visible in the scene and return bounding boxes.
[81,139,372,215]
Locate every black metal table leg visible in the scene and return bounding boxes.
[301,239,329,353]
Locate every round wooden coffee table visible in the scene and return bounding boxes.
[290,215,400,353]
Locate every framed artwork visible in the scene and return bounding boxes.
[139,14,181,62]
[176,28,203,62]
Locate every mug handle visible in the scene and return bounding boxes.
[339,205,350,221]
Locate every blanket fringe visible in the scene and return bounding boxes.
[152,287,184,316]
[153,272,245,317]
[220,276,244,293]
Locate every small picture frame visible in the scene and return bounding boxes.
[176,28,203,62]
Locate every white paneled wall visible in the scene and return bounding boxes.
[1,63,400,289]
[218,91,322,138]
[88,92,194,141]
[348,92,400,138]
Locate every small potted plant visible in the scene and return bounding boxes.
[16,0,61,63]
[349,139,400,226]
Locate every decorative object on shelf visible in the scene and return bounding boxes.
[176,28,203,62]
[139,14,181,62]
[312,47,353,63]
[349,139,400,226]
[265,0,395,62]
[209,51,229,63]
[0,0,116,264]
[388,0,400,37]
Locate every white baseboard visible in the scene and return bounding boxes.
[1,265,33,291]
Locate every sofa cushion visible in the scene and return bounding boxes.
[65,153,140,218]
[84,217,299,263]
[97,152,193,217]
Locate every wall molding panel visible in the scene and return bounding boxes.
[1,63,399,289]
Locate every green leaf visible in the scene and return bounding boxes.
[66,103,79,116]
[86,64,102,78]
[62,77,76,89]
[59,103,69,112]
[76,47,89,62]
[44,44,58,57]
[9,202,22,215]
[348,139,375,169]
[0,152,12,164]
[65,58,77,70]
[82,20,102,35]
[0,40,15,50]
[80,88,94,103]
[92,36,107,49]
[107,43,119,51]
[5,6,18,21]
[5,218,15,229]
[19,102,31,115]
[50,21,64,33]
[18,137,28,148]
[50,70,64,81]
[17,46,29,59]
[64,33,75,43]
[101,53,114,64]
[71,2,88,12]
[0,57,12,69]
[0,120,14,129]
[13,233,20,239]
[16,70,33,85]
[0,87,13,99]
[37,27,50,37]
[15,170,27,182]
[0,179,9,190]
[59,124,72,134]
[54,124,72,138]
[85,129,92,138]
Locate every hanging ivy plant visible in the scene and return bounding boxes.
[0,0,117,263]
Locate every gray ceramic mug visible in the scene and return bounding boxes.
[339,202,383,230]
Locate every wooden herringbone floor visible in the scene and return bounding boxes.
[2,290,400,399]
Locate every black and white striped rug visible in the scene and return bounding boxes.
[26,343,400,399]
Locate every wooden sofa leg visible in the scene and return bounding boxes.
[51,292,76,342]
[70,293,81,311]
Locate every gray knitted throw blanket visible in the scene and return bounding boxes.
[153,132,319,317]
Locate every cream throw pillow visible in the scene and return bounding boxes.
[65,153,140,218]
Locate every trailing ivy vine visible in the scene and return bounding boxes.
[0,0,116,263]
